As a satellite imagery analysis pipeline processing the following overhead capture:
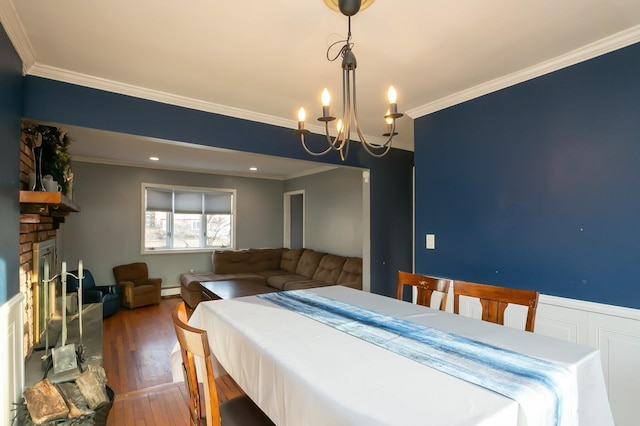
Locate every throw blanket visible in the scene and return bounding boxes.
[259,290,577,426]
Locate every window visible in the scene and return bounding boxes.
[142,184,235,253]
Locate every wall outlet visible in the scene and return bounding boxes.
[426,234,435,249]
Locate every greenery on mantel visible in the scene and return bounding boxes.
[23,124,73,195]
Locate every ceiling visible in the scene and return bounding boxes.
[2,0,640,178]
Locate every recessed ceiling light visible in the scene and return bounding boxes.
[149,156,159,161]
[249,167,258,171]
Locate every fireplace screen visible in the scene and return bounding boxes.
[32,239,57,345]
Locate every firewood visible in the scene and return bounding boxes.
[75,365,110,410]
[57,382,92,418]
[23,378,69,424]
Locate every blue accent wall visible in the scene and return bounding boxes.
[22,77,414,297]
[414,42,640,309]
[0,23,23,304]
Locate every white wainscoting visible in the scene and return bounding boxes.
[1,293,24,426]
[451,288,640,426]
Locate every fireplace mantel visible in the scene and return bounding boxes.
[19,190,80,215]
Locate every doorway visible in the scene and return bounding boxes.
[284,190,305,249]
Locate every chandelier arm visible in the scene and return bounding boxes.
[340,133,350,161]
[350,67,395,150]
[360,137,393,157]
[335,127,348,151]
[324,121,347,151]
[299,133,334,156]
[344,65,355,152]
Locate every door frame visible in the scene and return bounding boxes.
[283,190,305,248]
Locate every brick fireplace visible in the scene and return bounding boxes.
[19,123,60,356]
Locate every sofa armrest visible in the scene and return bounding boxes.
[146,278,163,287]
[96,284,120,295]
[117,280,136,289]
[82,289,103,304]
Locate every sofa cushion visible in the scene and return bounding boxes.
[312,255,347,285]
[213,250,251,274]
[337,257,363,288]
[248,248,285,272]
[257,270,292,280]
[295,250,326,279]
[266,274,309,290]
[280,248,304,273]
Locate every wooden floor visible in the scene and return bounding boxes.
[104,297,243,425]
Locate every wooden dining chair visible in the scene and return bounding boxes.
[397,271,451,311]
[172,302,274,426]
[453,280,539,332]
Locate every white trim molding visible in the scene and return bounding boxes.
[1,293,25,426]
[407,25,640,119]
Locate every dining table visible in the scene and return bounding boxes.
[174,285,614,426]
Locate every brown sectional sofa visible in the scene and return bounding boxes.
[180,248,362,308]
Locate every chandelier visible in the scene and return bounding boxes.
[295,0,403,161]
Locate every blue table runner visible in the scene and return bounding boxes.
[259,290,577,426]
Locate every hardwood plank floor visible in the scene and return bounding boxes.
[104,297,243,425]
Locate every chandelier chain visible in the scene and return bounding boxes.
[327,17,353,63]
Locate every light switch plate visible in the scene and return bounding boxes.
[426,234,435,249]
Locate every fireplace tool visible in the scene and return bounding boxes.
[41,260,85,377]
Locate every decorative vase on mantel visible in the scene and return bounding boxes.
[32,146,45,191]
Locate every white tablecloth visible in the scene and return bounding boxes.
[177,286,613,426]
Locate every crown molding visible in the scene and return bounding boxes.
[0,0,36,73]
[27,62,302,129]
[407,25,640,119]
[27,62,387,146]
[8,0,639,140]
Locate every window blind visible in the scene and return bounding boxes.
[204,192,232,214]
[146,188,172,212]
[174,192,203,214]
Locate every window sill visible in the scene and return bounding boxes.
[142,247,233,255]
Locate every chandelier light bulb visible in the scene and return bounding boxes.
[337,119,344,133]
[297,107,309,133]
[322,88,331,106]
[321,88,333,119]
[387,86,397,104]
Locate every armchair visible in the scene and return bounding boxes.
[112,262,162,309]
[67,269,120,318]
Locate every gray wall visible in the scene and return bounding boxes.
[285,168,363,257]
[60,162,285,287]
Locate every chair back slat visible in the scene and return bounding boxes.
[173,302,221,426]
[397,271,450,311]
[453,280,539,332]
